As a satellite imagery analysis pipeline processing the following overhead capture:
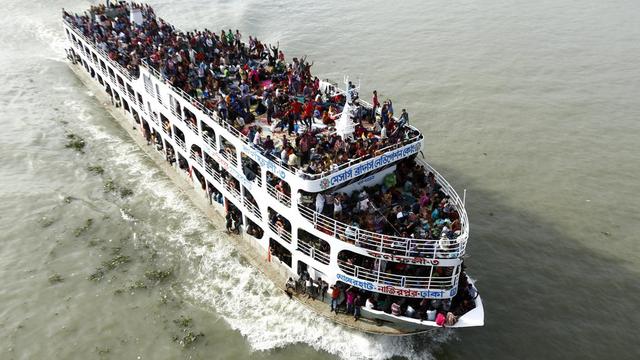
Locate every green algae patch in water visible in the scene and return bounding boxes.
[48,273,64,284]
[129,280,147,290]
[87,164,105,175]
[73,218,94,237]
[102,254,131,270]
[119,187,134,198]
[174,331,204,348]
[39,216,55,228]
[103,179,117,193]
[65,133,86,153]
[173,316,192,328]
[88,268,105,281]
[145,269,173,282]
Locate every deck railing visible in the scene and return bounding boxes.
[224,181,241,201]
[184,120,199,135]
[202,132,216,151]
[190,149,203,167]
[338,260,459,290]
[266,183,291,207]
[243,197,262,220]
[297,240,330,265]
[297,160,469,260]
[269,222,292,244]
[204,163,216,178]
[175,137,186,152]
[63,19,132,81]
[219,148,238,167]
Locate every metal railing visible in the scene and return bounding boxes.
[243,197,262,220]
[204,163,217,180]
[266,183,291,207]
[202,132,217,151]
[224,181,241,201]
[219,148,238,167]
[297,240,330,265]
[175,137,186,151]
[162,123,171,136]
[297,160,469,260]
[269,222,292,244]
[190,149,203,167]
[63,19,132,81]
[338,260,459,290]
[184,120,199,135]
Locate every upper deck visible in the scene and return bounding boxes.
[62,2,424,192]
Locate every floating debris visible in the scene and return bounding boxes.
[102,255,131,270]
[175,331,204,348]
[88,268,105,281]
[103,179,134,199]
[113,288,125,295]
[87,239,101,247]
[119,187,134,198]
[95,347,110,356]
[145,269,173,282]
[173,316,192,328]
[63,196,73,204]
[129,280,147,290]
[48,273,64,284]
[87,165,105,175]
[39,217,55,228]
[103,179,117,193]
[65,133,86,153]
[73,218,94,237]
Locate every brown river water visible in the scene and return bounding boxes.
[0,0,638,359]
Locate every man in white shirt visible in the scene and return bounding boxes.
[315,193,325,214]
[253,128,262,146]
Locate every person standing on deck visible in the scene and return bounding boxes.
[346,287,355,315]
[398,108,409,127]
[354,293,363,321]
[305,277,313,299]
[372,90,380,120]
[315,192,325,214]
[330,284,340,313]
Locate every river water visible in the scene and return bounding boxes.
[1,0,639,359]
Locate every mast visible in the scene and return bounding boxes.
[335,76,358,140]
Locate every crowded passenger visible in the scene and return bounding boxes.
[63,2,421,179]
[300,157,462,249]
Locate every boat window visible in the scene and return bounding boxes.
[245,218,264,240]
[201,121,217,150]
[219,137,237,167]
[192,166,205,191]
[241,153,261,186]
[160,113,172,137]
[269,238,292,268]
[268,208,291,243]
[266,171,291,207]
[298,229,330,265]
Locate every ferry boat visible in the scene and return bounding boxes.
[61,1,484,334]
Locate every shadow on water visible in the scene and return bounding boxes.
[421,164,640,360]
